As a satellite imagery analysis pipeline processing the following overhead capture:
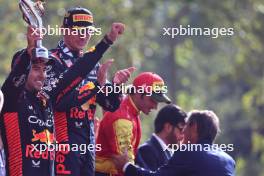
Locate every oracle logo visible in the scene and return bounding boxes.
[28,116,53,127]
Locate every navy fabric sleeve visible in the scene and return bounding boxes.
[96,83,121,112]
[126,150,236,176]
[39,40,110,106]
[55,82,100,111]
[1,50,31,112]
[125,152,191,176]
[56,82,121,112]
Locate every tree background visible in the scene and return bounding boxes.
[0,0,263,175]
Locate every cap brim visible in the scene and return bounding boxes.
[32,58,54,66]
[45,58,54,65]
[151,93,171,104]
[71,25,95,29]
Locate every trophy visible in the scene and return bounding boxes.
[19,0,49,62]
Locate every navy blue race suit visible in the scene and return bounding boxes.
[43,40,121,176]
[0,39,110,176]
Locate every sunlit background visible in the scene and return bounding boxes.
[0,0,263,175]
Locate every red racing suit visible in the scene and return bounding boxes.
[95,96,142,176]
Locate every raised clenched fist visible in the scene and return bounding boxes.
[107,22,125,43]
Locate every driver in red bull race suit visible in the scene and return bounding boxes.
[0,21,124,176]
[27,7,133,176]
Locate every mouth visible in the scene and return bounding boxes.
[78,40,88,46]
[147,109,153,114]
[36,80,43,87]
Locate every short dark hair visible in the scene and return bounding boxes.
[188,110,220,143]
[154,104,187,133]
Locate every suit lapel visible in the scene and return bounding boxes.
[150,135,170,162]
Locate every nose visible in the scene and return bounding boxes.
[178,133,184,142]
[38,69,46,81]
[78,34,86,40]
[78,32,91,40]
[182,126,187,134]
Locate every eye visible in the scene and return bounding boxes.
[32,66,40,70]
[77,28,87,35]
[44,66,48,71]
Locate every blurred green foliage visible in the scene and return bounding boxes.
[0,0,263,175]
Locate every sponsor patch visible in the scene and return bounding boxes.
[73,14,93,23]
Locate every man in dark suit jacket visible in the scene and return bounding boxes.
[135,104,187,171]
[113,110,236,176]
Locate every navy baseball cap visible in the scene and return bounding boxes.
[63,7,94,28]
[11,49,53,70]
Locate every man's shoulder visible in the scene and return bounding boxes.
[186,145,235,170]
[138,139,154,152]
[209,148,235,164]
[137,136,166,160]
[103,97,129,116]
[100,107,131,126]
[101,112,131,127]
[176,144,234,160]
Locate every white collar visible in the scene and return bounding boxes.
[152,133,168,152]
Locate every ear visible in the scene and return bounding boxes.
[164,123,173,133]
[191,122,198,142]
